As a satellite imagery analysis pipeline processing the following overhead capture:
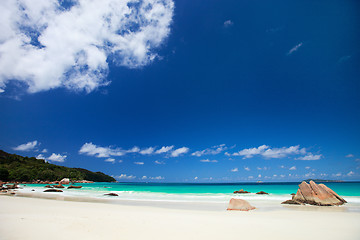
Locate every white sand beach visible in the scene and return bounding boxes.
[1,195,360,240]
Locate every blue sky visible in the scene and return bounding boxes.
[0,0,359,182]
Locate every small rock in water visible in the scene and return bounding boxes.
[256,191,269,195]
[233,189,250,194]
[104,193,118,196]
[44,189,63,192]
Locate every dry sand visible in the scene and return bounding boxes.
[1,195,359,240]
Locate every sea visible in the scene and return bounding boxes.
[18,181,360,210]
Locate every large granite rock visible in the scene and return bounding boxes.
[233,189,250,194]
[283,181,346,206]
[60,178,70,185]
[227,198,255,211]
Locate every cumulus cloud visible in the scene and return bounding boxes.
[289,166,296,171]
[36,154,45,160]
[134,161,144,165]
[149,176,164,180]
[171,147,189,157]
[244,167,250,171]
[223,20,233,27]
[347,171,354,176]
[346,154,354,158]
[126,146,140,153]
[79,142,125,158]
[200,159,218,163]
[231,168,238,172]
[194,176,198,180]
[47,153,67,162]
[287,42,303,55]
[115,174,136,180]
[155,145,174,154]
[154,160,165,164]
[105,158,115,163]
[192,144,227,157]
[0,0,174,94]
[142,176,147,180]
[139,147,155,155]
[305,166,311,169]
[13,140,38,151]
[232,145,307,159]
[332,173,342,177]
[295,154,322,161]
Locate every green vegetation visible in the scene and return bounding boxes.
[0,150,115,182]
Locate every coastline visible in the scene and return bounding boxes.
[1,195,360,240]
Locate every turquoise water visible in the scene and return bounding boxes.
[21,182,360,204]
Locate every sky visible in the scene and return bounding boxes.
[0,0,359,182]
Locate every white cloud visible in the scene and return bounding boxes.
[140,147,155,155]
[141,176,147,180]
[36,154,45,160]
[233,145,269,158]
[248,176,254,179]
[258,174,262,178]
[231,168,238,172]
[257,167,262,170]
[79,142,125,158]
[289,166,296,171]
[304,172,315,178]
[134,161,144,165]
[194,176,198,180]
[232,145,307,159]
[244,167,250,171]
[273,174,277,177]
[171,147,189,157]
[118,160,123,163]
[192,144,227,157]
[200,159,218,163]
[296,154,322,161]
[47,153,67,162]
[347,171,354,176]
[42,149,48,153]
[280,165,285,169]
[154,160,165,165]
[346,154,354,158]
[13,140,38,151]
[105,158,115,163]
[0,88,4,93]
[126,146,140,153]
[0,0,174,94]
[332,173,342,177]
[305,166,311,169]
[155,145,174,154]
[224,20,233,27]
[115,174,136,180]
[262,146,306,159]
[149,176,164,180]
[287,42,303,55]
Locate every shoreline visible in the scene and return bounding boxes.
[3,189,360,213]
[1,195,360,240]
